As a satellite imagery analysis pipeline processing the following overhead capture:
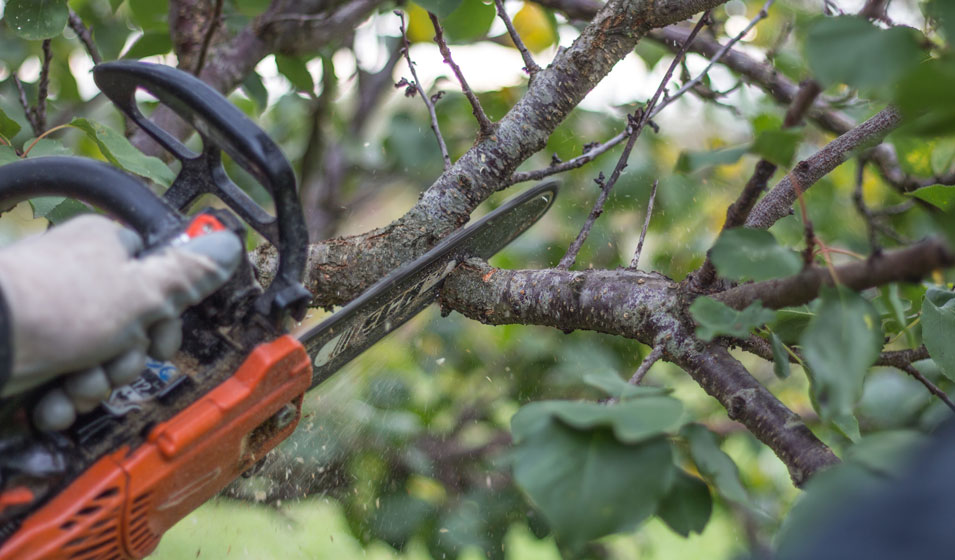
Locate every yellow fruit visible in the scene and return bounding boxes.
[511,3,557,53]
[405,3,435,43]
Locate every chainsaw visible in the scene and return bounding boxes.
[0,61,556,560]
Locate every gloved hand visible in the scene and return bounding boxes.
[0,214,243,431]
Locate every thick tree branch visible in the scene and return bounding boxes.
[440,259,839,485]
[713,238,955,311]
[270,0,731,308]
[745,106,902,230]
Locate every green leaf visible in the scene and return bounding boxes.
[0,107,21,142]
[806,16,923,89]
[910,185,955,211]
[844,430,929,475]
[4,0,68,40]
[123,30,172,59]
[242,72,269,111]
[441,0,496,42]
[69,118,175,186]
[109,0,125,12]
[894,58,955,135]
[510,418,675,551]
[770,308,814,345]
[800,286,883,424]
[582,370,671,401]
[689,297,776,341]
[415,0,464,18]
[675,145,748,174]
[0,146,19,165]
[128,0,168,31]
[709,228,802,282]
[880,284,917,348]
[751,129,802,168]
[680,424,749,504]
[770,332,791,379]
[368,493,436,549]
[775,462,884,554]
[926,0,955,44]
[275,55,315,93]
[511,397,685,446]
[656,470,712,537]
[29,197,89,224]
[832,411,861,442]
[23,138,71,157]
[922,287,955,381]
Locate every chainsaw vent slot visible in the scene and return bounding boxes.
[127,490,159,554]
[58,483,125,560]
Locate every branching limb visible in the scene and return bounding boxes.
[252,0,733,307]
[559,12,709,270]
[876,348,955,413]
[495,0,541,76]
[428,13,495,137]
[398,11,452,170]
[68,8,103,65]
[440,259,839,485]
[648,0,773,120]
[693,80,821,289]
[713,238,955,310]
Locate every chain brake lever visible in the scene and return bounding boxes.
[93,61,310,323]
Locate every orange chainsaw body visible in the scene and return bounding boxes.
[0,335,311,560]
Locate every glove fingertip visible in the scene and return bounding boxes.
[34,388,77,432]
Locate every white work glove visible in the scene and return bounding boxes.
[0,214,243,431]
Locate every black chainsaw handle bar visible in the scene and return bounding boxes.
[0,157,183,244]
[92,61,309,322]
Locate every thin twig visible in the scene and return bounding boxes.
[900,363,955,413]
[396,11,451,170]
[506,129,628,186]
[34,40,52,134]
[630,343,665,385]
[494,0,541,76]
[68,8,103,65]
[13,76,40,136]
[428,12,495,137]
[630,180,658,269]
[194,0,224,76]
[557,11,710,270]
[649,0,774,119]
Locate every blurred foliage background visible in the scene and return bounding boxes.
[1,0,954,558]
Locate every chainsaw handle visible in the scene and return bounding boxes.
[93,61,310,322]
[0,157,182,245]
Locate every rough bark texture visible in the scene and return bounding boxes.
[745,107,903,229]
[440,260,840,485]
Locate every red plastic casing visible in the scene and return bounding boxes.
[0,335,312,560]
